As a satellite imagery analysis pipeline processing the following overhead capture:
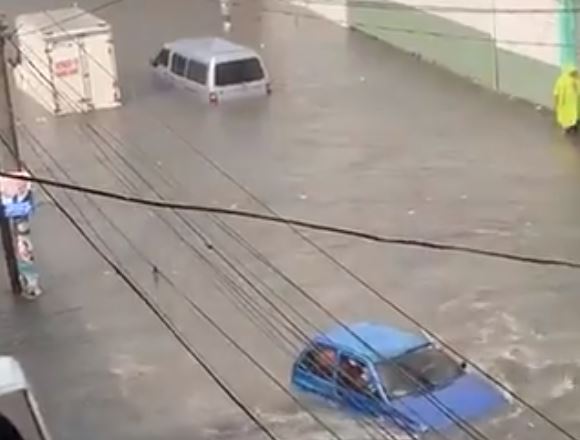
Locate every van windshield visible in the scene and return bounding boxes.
[215,58,264,86]
[152,48,169,67]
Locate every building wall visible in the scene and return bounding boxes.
[295,0,574,108]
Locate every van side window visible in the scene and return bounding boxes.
[152,48,169,67]
[186,59,208,84]
[215,58,264,86]
[171,53,187,76]
[298,345,336,381]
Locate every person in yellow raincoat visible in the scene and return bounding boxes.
[554,66,580,133]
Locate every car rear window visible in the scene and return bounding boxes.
[215,58,264,86]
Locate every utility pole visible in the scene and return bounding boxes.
[0,14,22,295]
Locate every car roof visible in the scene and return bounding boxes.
[313,322,429,362]
[166,37,258,64]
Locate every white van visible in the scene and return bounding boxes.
[151,37,271,104]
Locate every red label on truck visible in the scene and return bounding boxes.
[54,59,79,77]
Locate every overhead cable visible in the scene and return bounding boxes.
[3,170,580,271]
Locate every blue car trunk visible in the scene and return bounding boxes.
[391,373,507,432]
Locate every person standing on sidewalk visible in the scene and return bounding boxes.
[553,66,580,134]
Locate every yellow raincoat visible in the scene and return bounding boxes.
[553,67,580,129]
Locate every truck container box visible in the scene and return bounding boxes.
[13,7,122,116]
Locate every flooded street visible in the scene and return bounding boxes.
[1,0,580,439]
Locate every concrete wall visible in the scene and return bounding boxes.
[294,0,572,108]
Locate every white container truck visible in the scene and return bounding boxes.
[12,7,122,116]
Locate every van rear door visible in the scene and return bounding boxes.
[213,57,267,100]
[49,39,88,113]
[82,32,121,109]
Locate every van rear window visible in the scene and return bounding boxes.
[215,58,264,86]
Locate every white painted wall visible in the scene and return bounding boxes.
[291,0,560,66]
[292,0,349,27]
[495,0,559,65]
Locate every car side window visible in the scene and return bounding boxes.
[337,354,376,396]
[298,345,336,381]
[171,53,187,76]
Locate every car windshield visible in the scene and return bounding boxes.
[376,345,464,399]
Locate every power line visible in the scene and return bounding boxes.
[4,170,580,271]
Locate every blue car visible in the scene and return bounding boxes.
[290,322,507,436]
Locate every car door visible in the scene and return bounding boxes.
[291,344,339,409]
[336,353,385,419]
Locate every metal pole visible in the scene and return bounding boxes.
[490,0,500,91]
[557,0,577,67]
[0,16,20,165]
[0,15,21,295]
